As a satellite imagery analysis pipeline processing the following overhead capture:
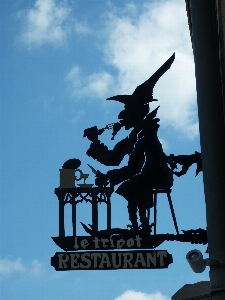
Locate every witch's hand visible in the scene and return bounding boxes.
[95,171,109,187]
[86,141,108,162]
[83,126,99,143]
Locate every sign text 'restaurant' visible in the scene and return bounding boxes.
[51,250,173,271]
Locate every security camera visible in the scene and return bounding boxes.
[186,249,209,273]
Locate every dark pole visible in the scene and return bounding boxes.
[188,1,225,299]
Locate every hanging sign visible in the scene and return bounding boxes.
[51,250,173,271]
[51,53,207,271]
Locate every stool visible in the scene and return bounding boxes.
[150,189,179,235]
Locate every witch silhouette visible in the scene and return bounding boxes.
[84,53,175,232]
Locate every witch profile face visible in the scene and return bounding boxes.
[118,109,135,130]
[118,104,149,130]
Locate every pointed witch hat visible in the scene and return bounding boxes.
[106,53,175,106]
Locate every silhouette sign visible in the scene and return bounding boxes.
[51,53,207,271]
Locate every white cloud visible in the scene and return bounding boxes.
[17,0,91,48]
[0,258,25,277]
[67,0,198,139]
[102,0,198,138]
[159,137,169,150]
[114,290,169,300]
[66,65,81,93]
[17,0,71,48]
[124,3,138,14]
[66,65,114,100]
[74,22,90,35]
[0,258,44,279]
[87,72,115,98]
[29,259,44,277]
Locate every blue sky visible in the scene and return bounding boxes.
[1,0,209,299]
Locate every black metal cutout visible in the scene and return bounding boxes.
[51,53,207,270]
